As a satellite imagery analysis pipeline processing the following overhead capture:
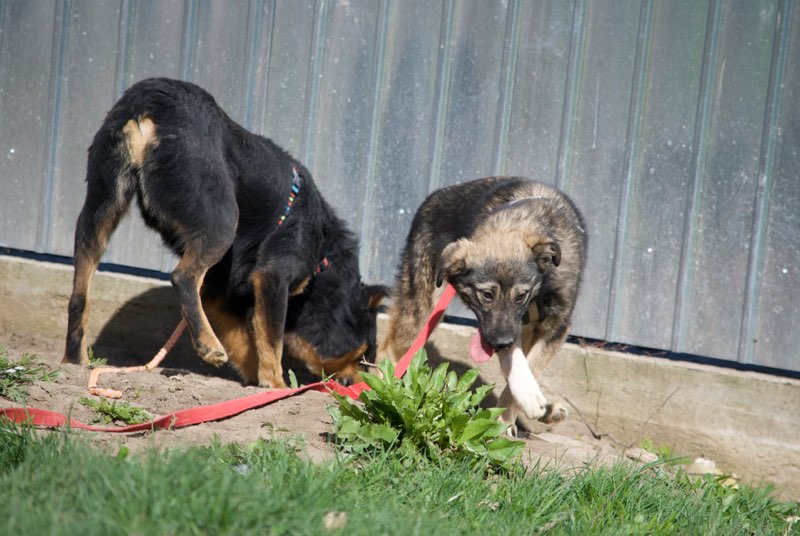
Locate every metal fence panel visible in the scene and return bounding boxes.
[751,0,799,369]
[48,1,123,260]
[437,1,509,188]
[0,1,58,252]
[560,0,640,339]
[503,1,574,183]
[679,0,778,359]
[360,0,446,285]
[260,0,316,158]
[306,0,383,231]
[611,0,709,351]
[188,0,252,115]
[1,0,798,373]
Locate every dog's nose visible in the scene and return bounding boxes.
[491,338,515,351]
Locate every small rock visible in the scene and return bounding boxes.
[684,456,717,476]
[682,457,739,488]
[323,511,348,531]
[624,447,659,464]
[232,464,250,475]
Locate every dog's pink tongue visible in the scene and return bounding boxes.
[468,332,495,363]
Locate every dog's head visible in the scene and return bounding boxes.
[349,282,391,363]
[286,278,388,384]
[435,231,560,354]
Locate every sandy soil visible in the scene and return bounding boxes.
[1,340,632,469]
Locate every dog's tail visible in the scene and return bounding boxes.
[121,115,157,169]
[78,115,157,244]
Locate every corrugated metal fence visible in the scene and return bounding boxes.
[1,0,798,372]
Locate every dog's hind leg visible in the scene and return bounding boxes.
[63,160,136,364]
[162,194,238,366]
[129,123,238,370]
[170,239,234,368]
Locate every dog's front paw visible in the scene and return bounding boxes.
[336,374,357,387]
[511,382,548,420]
[504,422,519,438]
[539,402,567,424]
[501,347,548,420]
[195,332,229,367]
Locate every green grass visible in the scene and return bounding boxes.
[86,346,108,367]
[1,419,797,535]
[78,396,154,425]
[0,346,59,402]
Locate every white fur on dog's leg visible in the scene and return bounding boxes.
[498,346,548,420]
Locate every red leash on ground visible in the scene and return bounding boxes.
[0,284,457,433]
[87,318,188,399]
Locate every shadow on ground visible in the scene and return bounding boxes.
[92,287,358,386]
[92,288,525,433]
[92,286,241,381]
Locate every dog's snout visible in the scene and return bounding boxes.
[491,337,515,351]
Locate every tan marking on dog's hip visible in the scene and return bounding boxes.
[122,116,157,167]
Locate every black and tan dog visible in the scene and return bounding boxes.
[63,77,386,387]
[381,176,586,433]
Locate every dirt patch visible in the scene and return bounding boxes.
[1,341,627,470]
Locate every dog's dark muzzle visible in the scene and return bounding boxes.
[477,317,519,351]
[482,334,515,352]
[474,306,523,353]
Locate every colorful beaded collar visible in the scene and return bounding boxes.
[279,167,329,278]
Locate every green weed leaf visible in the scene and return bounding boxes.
[78,397,153,425]
[329,350,523,471]
[0,348,59,403]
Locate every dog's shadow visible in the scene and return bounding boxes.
[91,286,241,381]
[91,288,515,424]
[91,286,356,386]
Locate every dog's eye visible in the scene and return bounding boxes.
[480,290,494,302]
[515,292,529,305]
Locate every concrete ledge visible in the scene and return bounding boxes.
[1,255,799,499]
[420,313,800,499]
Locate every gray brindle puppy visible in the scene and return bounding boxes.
[381,176,586,435]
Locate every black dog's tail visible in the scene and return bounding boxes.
[75,114,154,258]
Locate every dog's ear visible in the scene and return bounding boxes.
[533,241,561,268]
[436,238,471,287]
[525,231,561,268]
[364,284,389,310]
[533,241,561,266]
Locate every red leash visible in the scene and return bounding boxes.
[87,318,188,399]
[0,284,457,433]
